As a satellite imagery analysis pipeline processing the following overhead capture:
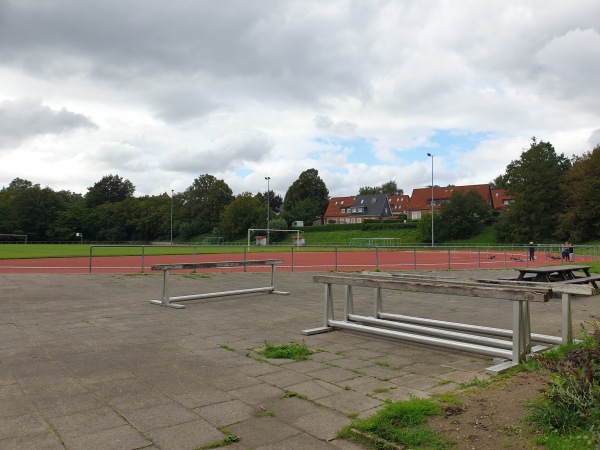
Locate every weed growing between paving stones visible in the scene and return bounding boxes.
[200,427,240,449]
[258,341,313,361]
[338,396,453,449]
[218,344,236,352]
[526,315,600,449]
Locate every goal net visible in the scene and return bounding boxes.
[349,237,401,248]
[202,236,224,245]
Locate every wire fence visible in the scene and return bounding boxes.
[80,244,600,273]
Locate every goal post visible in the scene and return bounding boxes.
[247,228,301,247]
[201,236,224,246]
[349,237,401,248]
[0,234,28,243]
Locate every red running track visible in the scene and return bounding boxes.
[0,249,559,274]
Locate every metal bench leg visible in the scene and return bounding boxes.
[512,300,527,364]
[301,283,335,335]
[562,293,572,343]
[344,285,354,321]
[162,269,171,304]
[374,287,382,317]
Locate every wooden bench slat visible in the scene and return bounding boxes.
[312,274,551,302]
[152,259,284,271]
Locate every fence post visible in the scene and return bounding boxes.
[291,246,295,272]
[413,247,417,271]
[375,246,379,270]
[335,247,338,271]
[504,249,507,269]
[447,249,451,270]
[89,246,93,273]
[141,246,145,273]
[244,246,247,272]
[193,246,197,273]
[478,248,481,268]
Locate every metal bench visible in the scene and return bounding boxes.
[150,259,288,308]
[303,273,552,374]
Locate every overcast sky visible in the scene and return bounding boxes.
[1,0,599,198]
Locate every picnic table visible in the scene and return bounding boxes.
[516,265,600,288]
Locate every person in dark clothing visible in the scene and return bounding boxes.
[529,242,535,261]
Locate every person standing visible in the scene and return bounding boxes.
[568,242,574,262]
[529,242,535,261]
[562,242,569,261]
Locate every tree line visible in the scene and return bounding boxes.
[0,169,329,242]
[1,139,599,244]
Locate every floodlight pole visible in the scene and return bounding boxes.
[427,153,435,247]
[170,190,174,243]
[265,177,271,246]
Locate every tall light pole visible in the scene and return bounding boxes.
[265,177,271,246]
[427,153,434,247]
[170,189,174,243]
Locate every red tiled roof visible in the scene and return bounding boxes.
[409,184,492,211]
[491,189,512,210]
[388,195,410,214]
[324,196,355,222]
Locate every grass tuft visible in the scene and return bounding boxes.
[258,341,313,361]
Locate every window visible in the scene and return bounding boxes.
[412,211,422,219]
[357,218,362,223]
[351,207,356,213]
[341,208,345,213]
[351,218,356,223]
[371,197,377,203]
[358,207,363,212]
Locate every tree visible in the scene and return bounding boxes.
[556,145,600,242]
[10,185,67,240]
[490,174,508,190]
[255,191,283,213]
[437,190,491,240]
[497,139,571,242]
[217,193,264,241]
[359,180,403,195]
[86,174,135,208]
[283,169,329,224]
[181,174,234,237]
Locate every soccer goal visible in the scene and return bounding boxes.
[349,237,401,248]
[247,229,301,247]
[202,236,224,246]
[0,233,28,243]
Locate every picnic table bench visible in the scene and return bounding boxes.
[513,265,599,289]
[150,259,288,308]
[303,272,553,374]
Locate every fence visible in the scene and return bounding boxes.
[84,244,600,274]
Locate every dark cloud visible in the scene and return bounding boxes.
[0,98,97,148]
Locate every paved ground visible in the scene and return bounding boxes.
[1,269,599,449]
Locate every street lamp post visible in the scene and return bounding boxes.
[427,153,434,247]
[265,177,271,246]
[170,189,174,243]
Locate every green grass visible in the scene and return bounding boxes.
[338,397,453,449]
[258,342,313,361]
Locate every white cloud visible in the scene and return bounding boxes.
[1,0,599,197]
[0,98,96,148]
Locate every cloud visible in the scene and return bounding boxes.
[1,1,599,198]
[163,131,274,173]
[0,98,96,148]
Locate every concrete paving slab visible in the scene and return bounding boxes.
[1,269,599,449]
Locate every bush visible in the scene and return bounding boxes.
[528,316,600,437]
